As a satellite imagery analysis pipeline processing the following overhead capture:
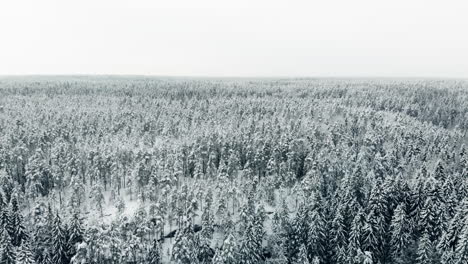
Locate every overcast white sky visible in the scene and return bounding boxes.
[0,0,467,77]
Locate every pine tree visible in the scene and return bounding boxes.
[307,208,327,263]
[171,227,198,264]
[440,250,456,264]
[0,227,15,264]
[15,238,35,264]
[91,182,105,217]
[216,196,227,228]
[0,208,13,242]
[198,235,214,264]
[200,207,214,240]
[40,250,53,264]
[115,195,126,214]
[68,174,85,209]
[67,211,84,259]
[391,203,412,264]
[212,233,237,264]
[347,209,365,264]
[25,149,51,198]
[10,195,27,247]
[147,239,162,264]
[331,204,348,261]
[292,203,309,249]
[417,232,435,264]
[295,244,310,264]
[0,193,5,213]
[420,177,444,240]
[32,204,53,264]
[363,208,385,263]
[70,242,87,264]
[238,201,253,237]
[433,160,445,181]
[454,217,468,264]
[282,219,300,263]
[52,213,70,264]
[238,223,261,264]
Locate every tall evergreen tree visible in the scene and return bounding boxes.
[67,211,84,259]
[52,213,69,264]
[212,233,237,264]
[238,223,262,264]
[391,203,412,264]
[147,239,162,264]
[307,208,327,263]
[294,244,310,264]
[347,209,365,264]
[454,217,468,264]
[9,195,27,247]
[0,227,15,264]
[15,238,35,264]
[417,232,435,264]
[171,227,198,264]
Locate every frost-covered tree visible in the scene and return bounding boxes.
[147,239,162,264]
[90,182,105,217]
[15,238,35,264]
[416,232,435,264]
[238,223,262,264]
[212,233,237,264]
[0,226,14,264]
[295,244,310,264]
[51,213,70,264]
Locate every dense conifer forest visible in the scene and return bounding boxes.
[0,77,467,264]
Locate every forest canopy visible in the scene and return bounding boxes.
[0,77,466,264]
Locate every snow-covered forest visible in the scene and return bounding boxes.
[0,77,467,264]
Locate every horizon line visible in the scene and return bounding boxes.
[0,74,467,80]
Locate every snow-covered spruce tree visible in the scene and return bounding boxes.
[51,213,70,264]
[331,204,348,261]
[294,244,310,264]
[171,227,198,264]
[280,211,300,262]
[9,195,27,247]
[0,227,15,264]
[68,173,85,209]
[307,207,327,263]
[238,200,254,237]
[362,208,384,263]
[198,234,214,264]
[115,195,126,214]
[347,209,365,264]
[205,188,214,212]
[67,210,84,258]
[16,238,35,264]
[200,207,214,240]
[390,203,412,264]
[147,239,162,264]
[32,204,53,264]
[212,233,237,264]
[416,231,436,264]
[40,250,53,264]
[454,217,468,264]
[216,196,228,230]
[420,177,444,241]
[238,222,262,264]
[90,182,105,218]
[0,208,13,246]
[25,148,51,199]
[292,202,310,251]
[69,241,87,264]
[433,159,446,182]
[0,170,14,204]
